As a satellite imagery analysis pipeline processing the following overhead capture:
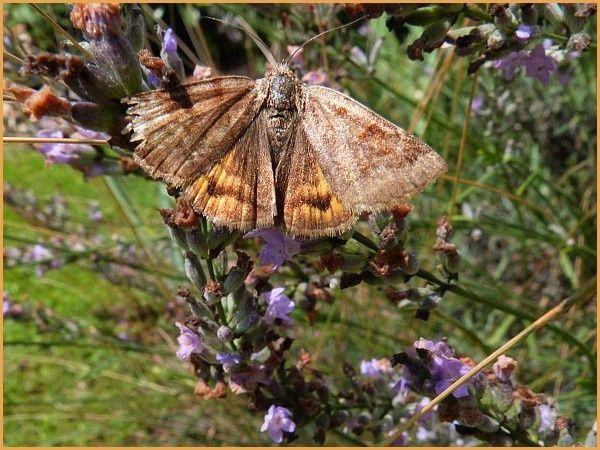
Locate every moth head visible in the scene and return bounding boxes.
[266,64,298,109]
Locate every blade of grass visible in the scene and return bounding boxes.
[448,72,479,218]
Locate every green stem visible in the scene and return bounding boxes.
[351,230,378,252]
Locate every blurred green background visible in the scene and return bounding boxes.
[3,3,597,446]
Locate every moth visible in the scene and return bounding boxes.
[125,31,447,238]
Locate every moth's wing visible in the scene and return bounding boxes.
[125,77,276,230]
[185,111,276,231]
[280,124,355,238]
[125,76,264,189]
[301,85,447,213]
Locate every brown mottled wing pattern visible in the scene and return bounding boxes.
[186,112,276,230]
[301,85,447,213]
[125,77,275,230]
[279,125,354,237]
[126,76,261,189]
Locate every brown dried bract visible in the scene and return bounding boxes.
[23,53,86,84]
[24,85,72,119]
[370,247,410,277]
[3,79,35,102]
[296,348,312,370]
[70,3,122,39]
[118,156,141,174]
[513,385,542,408]
[194,379,227,399]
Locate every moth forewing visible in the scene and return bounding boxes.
[300,84,447,214]
[125,76,260,189]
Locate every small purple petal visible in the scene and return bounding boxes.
[216,352,242,367]
[175,322,203,360]
[515,24,533,41]
[301,69,328,86]
[244,228,301,271]
[524,44,557,86]
[162,28,178,54]
[538,404,556,434]
[261,405,296,443]
[262,287,295,327]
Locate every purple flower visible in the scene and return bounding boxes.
[260,405,296,443]
[430,356,470,397]
[415,425,435,442]
[493,50,528,80]
[229,364,270,394]
[72,126,109,141]
[262,287,295,327]
[360,358,392,378]
[523,44,557,85]
[175,322,203,360]
[36,129,97,165]
[515,24,533,42]
[397,339,472,398]
[162,28,178,54]
[244,228,301,271]
[87,201,103,222]
[302,69,328,86]
[389,431,409,446]
[4,299,11,316]
[470,95,484,115]
[161,28,185,80]
[556,68,572,85]
[26,244,53,262]
[537,403,556,434]
[142,66,161,88]
[216,352,242,368]
[286,45,304,66]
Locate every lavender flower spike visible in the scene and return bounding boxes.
[261,405,296,443]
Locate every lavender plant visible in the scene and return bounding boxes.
[3,3,596,446]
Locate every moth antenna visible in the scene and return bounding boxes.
[198,14,278,68]
[286,15,367,66]
[234,16,278,68]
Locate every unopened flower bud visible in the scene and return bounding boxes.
[71,100,122,134]
[567,32,591,52]
[314,412,331,430]
[184,252,206,291]
[232,297,259,333]
[330,410,349,427]
[415,293,442,321]
[400,251,419,275]
[436,216,453,240]
[186,228,209,258]
[492,355,517,382]
[487,29,505,50]
[217,325,233,342]
[520,4,538,25]
[203,280,223,304]
[491,4,517,30]
[122,4,145,52]
[223,266,246,293]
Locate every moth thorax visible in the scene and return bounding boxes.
[267,72,297,110]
